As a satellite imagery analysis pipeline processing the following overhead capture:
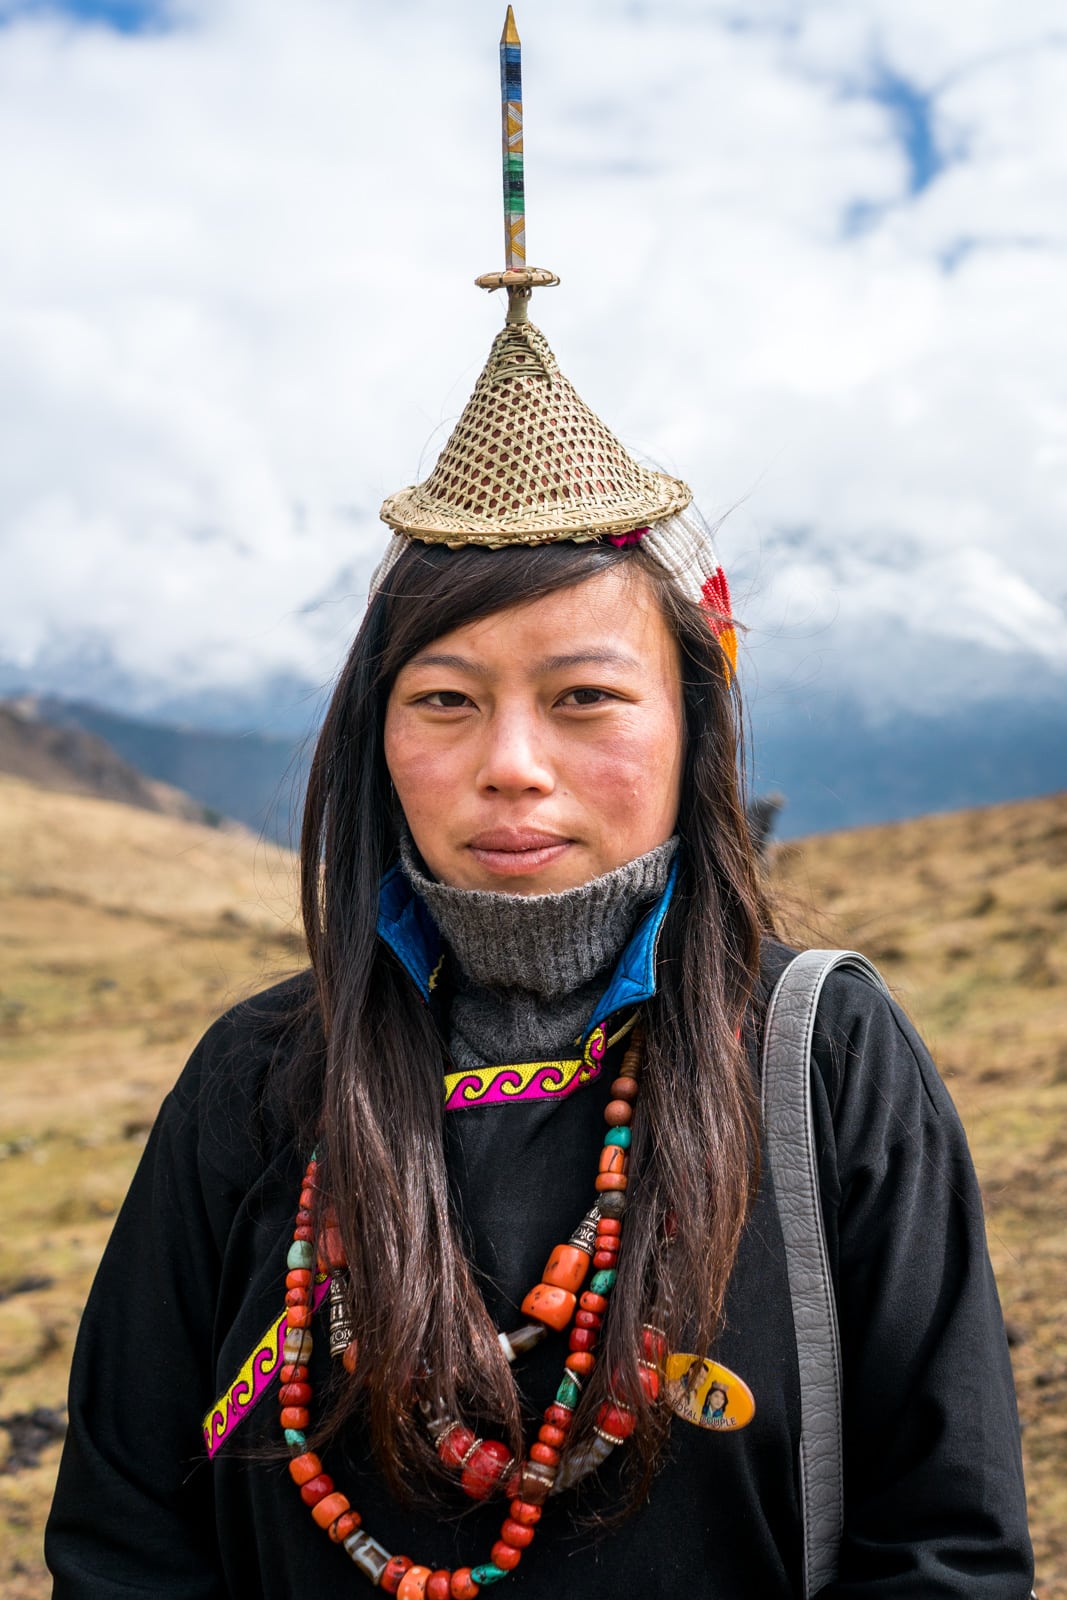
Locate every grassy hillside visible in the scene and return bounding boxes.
[1,775,1064,1595]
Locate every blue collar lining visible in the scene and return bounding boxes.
[376,858,677,1032]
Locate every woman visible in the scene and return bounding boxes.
[46,275,1034,1596]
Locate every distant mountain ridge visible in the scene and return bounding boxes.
[4,690,1065,844]
[0,699,214,824]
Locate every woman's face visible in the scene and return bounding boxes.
[384,565,685,894]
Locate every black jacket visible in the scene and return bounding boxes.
[46,942,1033,1597]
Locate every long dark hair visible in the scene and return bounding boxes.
[285,536,771,1512]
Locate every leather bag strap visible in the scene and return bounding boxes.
[760,948,892,1596]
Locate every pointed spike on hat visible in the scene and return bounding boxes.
[378,11,691,548]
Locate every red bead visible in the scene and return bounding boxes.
[437,1424,476,1468]
[592,1250,618,1270]
[342,1340,359,1375]
[299,1187,316,1209]
[288,1452,323,1486]
[299,1473,334,1505]
[320,1221,346,1271]
[639,1365,661,1401]
[538,1423,567,1449]
[509,1497,543,1525]
[597,1403,636,1440]
[500,1517,536,1548]
[580,1291,608,1314]
[604,1100,633,1126]
[568,1327,597,1353]
[287,1305,312,1329]
[543,1405,573,1429]
[286,1268,313,1289]
[529,1442,559,1467]
[565,1352,596,1376]
[609,1076,639,1101]
[280,1363,308,1384]
[380,1555,414,1595]
[278,1382,312,1406]
[575,1309,602,1330]
[329,1508,362,1542]
[641,1327,668,1362]
[296,1208,313,1226]
[490,1542,522,1572]
[595,1173,628,1192]
[597,1217,622,1237]
[451,1572,479,1600]
[312,1491,351,1529]
[426,1573,453,1600]
[293,1225,315,1242]
[280,1406,310,1430]
[460,1439,513,1501]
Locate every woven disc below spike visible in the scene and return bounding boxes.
[380,319,691,546]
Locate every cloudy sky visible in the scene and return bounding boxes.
[1,0,1065,730]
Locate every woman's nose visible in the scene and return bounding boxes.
[476,710,555,795]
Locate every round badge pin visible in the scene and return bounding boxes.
[664,1355,756,1431]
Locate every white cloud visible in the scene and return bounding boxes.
[0,0,1065,719]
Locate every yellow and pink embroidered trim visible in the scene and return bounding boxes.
[443,1023,608,1112]
[202,1275,331,1458]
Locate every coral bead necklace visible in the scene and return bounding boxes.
[278,1028,660,1595]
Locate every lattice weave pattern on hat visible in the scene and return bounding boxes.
[380,321,691,546]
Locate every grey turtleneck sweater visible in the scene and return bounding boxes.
[399,836,678,1072]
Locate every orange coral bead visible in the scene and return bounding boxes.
[280,1363,308,1384]
[311,1491,351,1529]
[280,1406,310,1430]
[288,1452,323,1486]
[542,1243,590,1293]
[490,1542,522,1572]
[598,1145,627,1176]
[286,1268,313,1289]
[397,1566,433,1600]
[565,1352,596,1376]
[286,1305,312,1329]
[342,1340,360,1374]
[595,1173,628,1192]
[529,1442,560,1467]
[596,1217,623,1237]
[580,1291,608,1314]
[329,1509,362,1542]
[520,1282,576,1332]
[451,1571,479,1600]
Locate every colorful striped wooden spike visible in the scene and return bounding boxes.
[500,6,525,269]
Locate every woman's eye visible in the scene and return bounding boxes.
[560,687,614,708]
[421,690,472,709]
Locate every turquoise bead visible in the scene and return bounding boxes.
[556,1374,580,1408]
[589,1268,617,1295]
[604,1127,631,1149]
[471,1564,509,1585]
[284,1429,306,1448]
[287,1240,315,1271]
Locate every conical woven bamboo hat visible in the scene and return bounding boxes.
[380,317,691,547]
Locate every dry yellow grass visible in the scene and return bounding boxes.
[1,773,1063,1594]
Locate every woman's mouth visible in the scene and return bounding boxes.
[467,828,572,877]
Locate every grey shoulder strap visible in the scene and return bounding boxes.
[760,948,892,1597]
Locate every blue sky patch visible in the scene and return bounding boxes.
[1,0,166,33]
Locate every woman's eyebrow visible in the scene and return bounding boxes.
[405,649,642,675]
